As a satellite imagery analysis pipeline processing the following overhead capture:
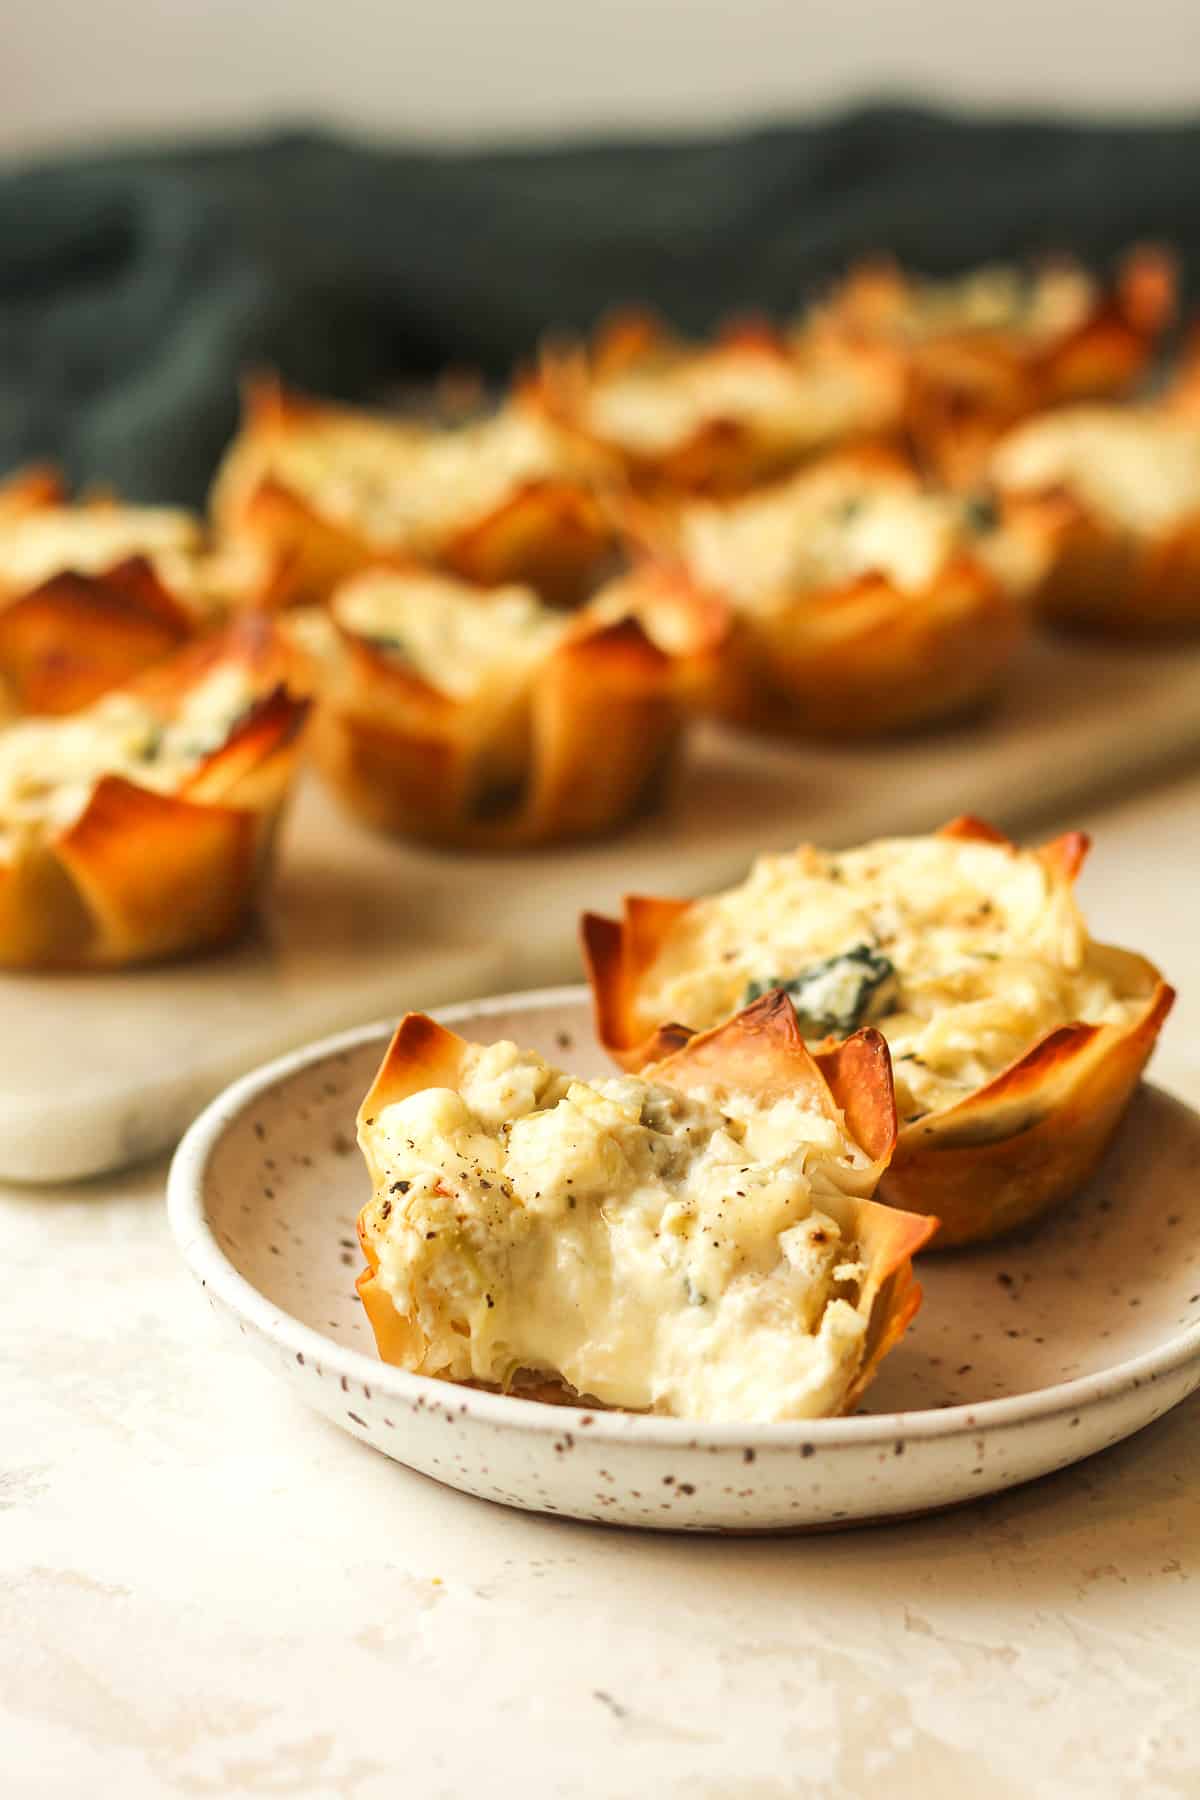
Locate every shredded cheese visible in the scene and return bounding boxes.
[634,834,1151,1117]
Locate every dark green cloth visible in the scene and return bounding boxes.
[3,105,1199,507]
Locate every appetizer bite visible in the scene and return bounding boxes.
[0,617,308,968]
[0,466,261,715]
[211,378,616,607]
[524,311,904,495]
[584,817,1173,1246]
[990,403,1200,634]
[645,448,1031,736]
[812,249,1175,484]
[354,996,936,1422]
[287,562,728,849]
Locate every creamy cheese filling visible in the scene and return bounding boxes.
[359,1040,882,1422]
[333,571,568,702]
[0,507,230,613]
[252,407,585,551]
[634,836,1149,1117]
[877,264,1095,344]
[0,662,259,853]
[582,346,886,458]
[992,408,1200,535]
[678,464,967,611]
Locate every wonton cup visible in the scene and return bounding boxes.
[523,311,904,496]
[990,401,1200,636]
[582,816,1174,1248]
[717,559,1023,739]
[632,449,1030,738]
[0,617,309,969]
[210,376,617,608]
[0,466,252,715]
[292,564,729,850]
[817,248,1176,487]
[354,995,937,1417]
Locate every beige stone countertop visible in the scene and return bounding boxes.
[5,766,1200,1799]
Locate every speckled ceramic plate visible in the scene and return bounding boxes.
[168,986,1200,1532]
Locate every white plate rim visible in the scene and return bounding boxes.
[167,984,1200,1452]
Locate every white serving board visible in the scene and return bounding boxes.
[5,628,1200,1182]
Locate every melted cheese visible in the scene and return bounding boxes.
[992,408,1200,534]
[0,662,258,853]
[582,343,890,459]
[872,264,1095,345]
[358,1040,881,1422]
[244,406,587,552]
[634,835,1150,1118]
[334,570,567,701]
[678,463,965,610]
[0,506,231,614]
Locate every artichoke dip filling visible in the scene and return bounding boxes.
[244,408,585,553]
[676,462,1001,609]
[869,263,1095,345]
[633,835,1149,1119]
[991,409,1200,536]
[0,663,261,854]
[580,347,890,460]
[333,571,568,700]
[357,1040,882,1423]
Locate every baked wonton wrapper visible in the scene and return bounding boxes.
[0,466,265,715]
[288,563,729,849]
[523,311,905,496]
[0,616,309,969]
[989,397,1200,636]
[633,448,1031,738]
[210,377,617,608]
[582,815,1173,1248]
[813,248,1176,487]
[354,995,936,1420]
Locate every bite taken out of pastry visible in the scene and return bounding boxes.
[354,996,936,1423]
[583,816,1173,1247]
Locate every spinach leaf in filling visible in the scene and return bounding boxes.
[742,945,898,1037]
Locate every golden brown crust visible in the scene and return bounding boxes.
[0,467,217,714]
[523,310,903,496]
[0,560,193,716]
[721,554,1026,738]
[211,375,616,608]
[299,567,729,849]
[0,616,309,970]
[436,476,614,603]
[645,992,901,1178]
[582,816,1173,1246]
[220,474,374,613]
[996,485,1200,637]
[882,975,1174,1246]
[354,1000,936,1412]
[53,775,259,966]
